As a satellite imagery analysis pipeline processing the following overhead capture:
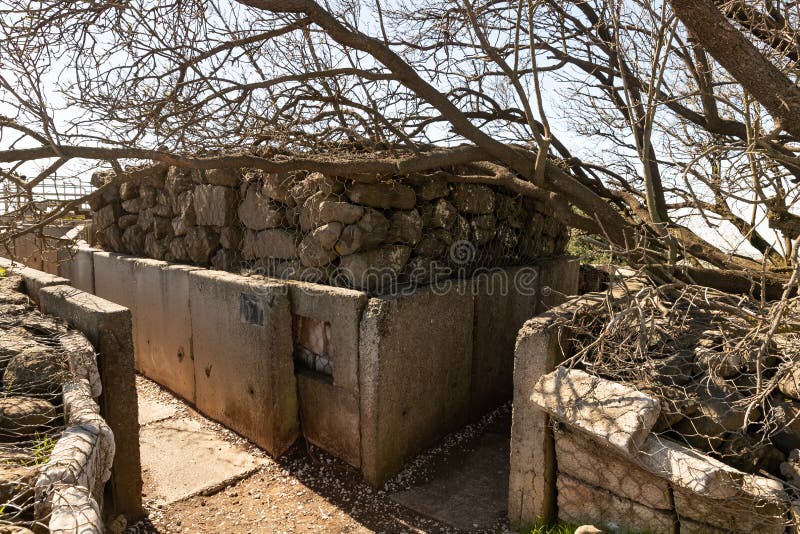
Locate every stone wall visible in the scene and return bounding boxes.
[509,288,794,533]
[89,166,568,293]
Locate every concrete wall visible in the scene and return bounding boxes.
[287,281,367,467]
[57,244,97,294]
[36,284,143,520]
[57,247,580,488]
[133,259,200,403]
[359,286,475,486]
[189,270,299,456]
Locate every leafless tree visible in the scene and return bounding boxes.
[2,0,800,284]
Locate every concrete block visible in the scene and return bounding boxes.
[674,487,787,534]
[93,252,138,314]
[556,473,676,534]
[57,244,97,294]
[17,266,69,304]
[470,266,539,418]
[286,281,367,393]
[189,270,298,456]
[286,281,367,467]
[359,286,474,486]
[531,367,660,456]
[38,285,143,519]
[296,373,361,467]
[132,259,200,403]
[534,257,580,314]
[555,428,671,510]
[508,315,563,526]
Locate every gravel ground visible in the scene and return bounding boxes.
[125,376,512,534]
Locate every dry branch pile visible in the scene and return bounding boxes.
[559,281,800,494]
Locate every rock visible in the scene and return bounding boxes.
[0,395,56,434]
[0,525,35,533]
[405,257,448,285]
[211,248,241,271]
[428,199,457,229]
[779,363,800,401]
[176,190,196,220]
[451,184,495,214]
[168,237,190,262]
[171,216,191,237]
[4,347,65,395]
[453,215,471,242]
[94,203,120,230]
[151,200,174,218]
[291,172,343,204]
[0,462,36,511]
[242,229,297,260]
[470,213,496,245]
[496,194,527,229]
[347,182,416,210]
[261,172,296,205]
[137,207,155,232]
[356,209,390,249]
[204,168,241,187]
[238,183,285,231]
[317,200,364,226]
[219,226,243,249]
[100,224,124,252]
[152,216,172,239]
[416,178,450,201]
[574,526,605,534]
[121,225,145,255]
[723,432,784,476]
[118,214,138,230]
[387,210,423,245]
[193,185,236,226]
[311,222,343,250]
[673,380,758,453]
[119,181,139,200]
[138,184,157,208]
[144,233,168,260]
[185,226,220,264]
[695,346,743,379]
[338,245,412,292]
[781,449,800,485]
[165,167,194,196]
[646,351,696,387]
[414,232,449,258]
[335,225,364,256]
[0,330,44,370]
[531,367,661,456]
[771,395,800,454]
[298,235,337,267]
[299,192,327,231]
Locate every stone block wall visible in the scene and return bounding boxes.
[510,293,794,534]
[89,166,569,293]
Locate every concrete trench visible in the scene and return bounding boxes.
[51,246,581,530]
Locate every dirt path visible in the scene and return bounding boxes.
[125,376,511,534]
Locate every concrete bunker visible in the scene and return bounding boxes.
[54,162,581,492]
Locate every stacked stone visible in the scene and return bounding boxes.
[91,165,569,292]
[531,367,791,534]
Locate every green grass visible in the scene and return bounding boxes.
[528,520,579,534]
[30,432,56,466]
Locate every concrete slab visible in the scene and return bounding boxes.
[140,417,265,504]
[390,430,510,530]
[138,397,178,426]
[286,281,367,467]
[470,266,540,418]
[93,252,137,312]
[133,259,200,403]
[38,284,143,519]
[359,286,474,486]
[57,244,97,294]
[189,270,298,456]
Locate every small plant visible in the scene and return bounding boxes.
[0,267,6,278]
[30,433,56,466]
[529,520,578,534]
